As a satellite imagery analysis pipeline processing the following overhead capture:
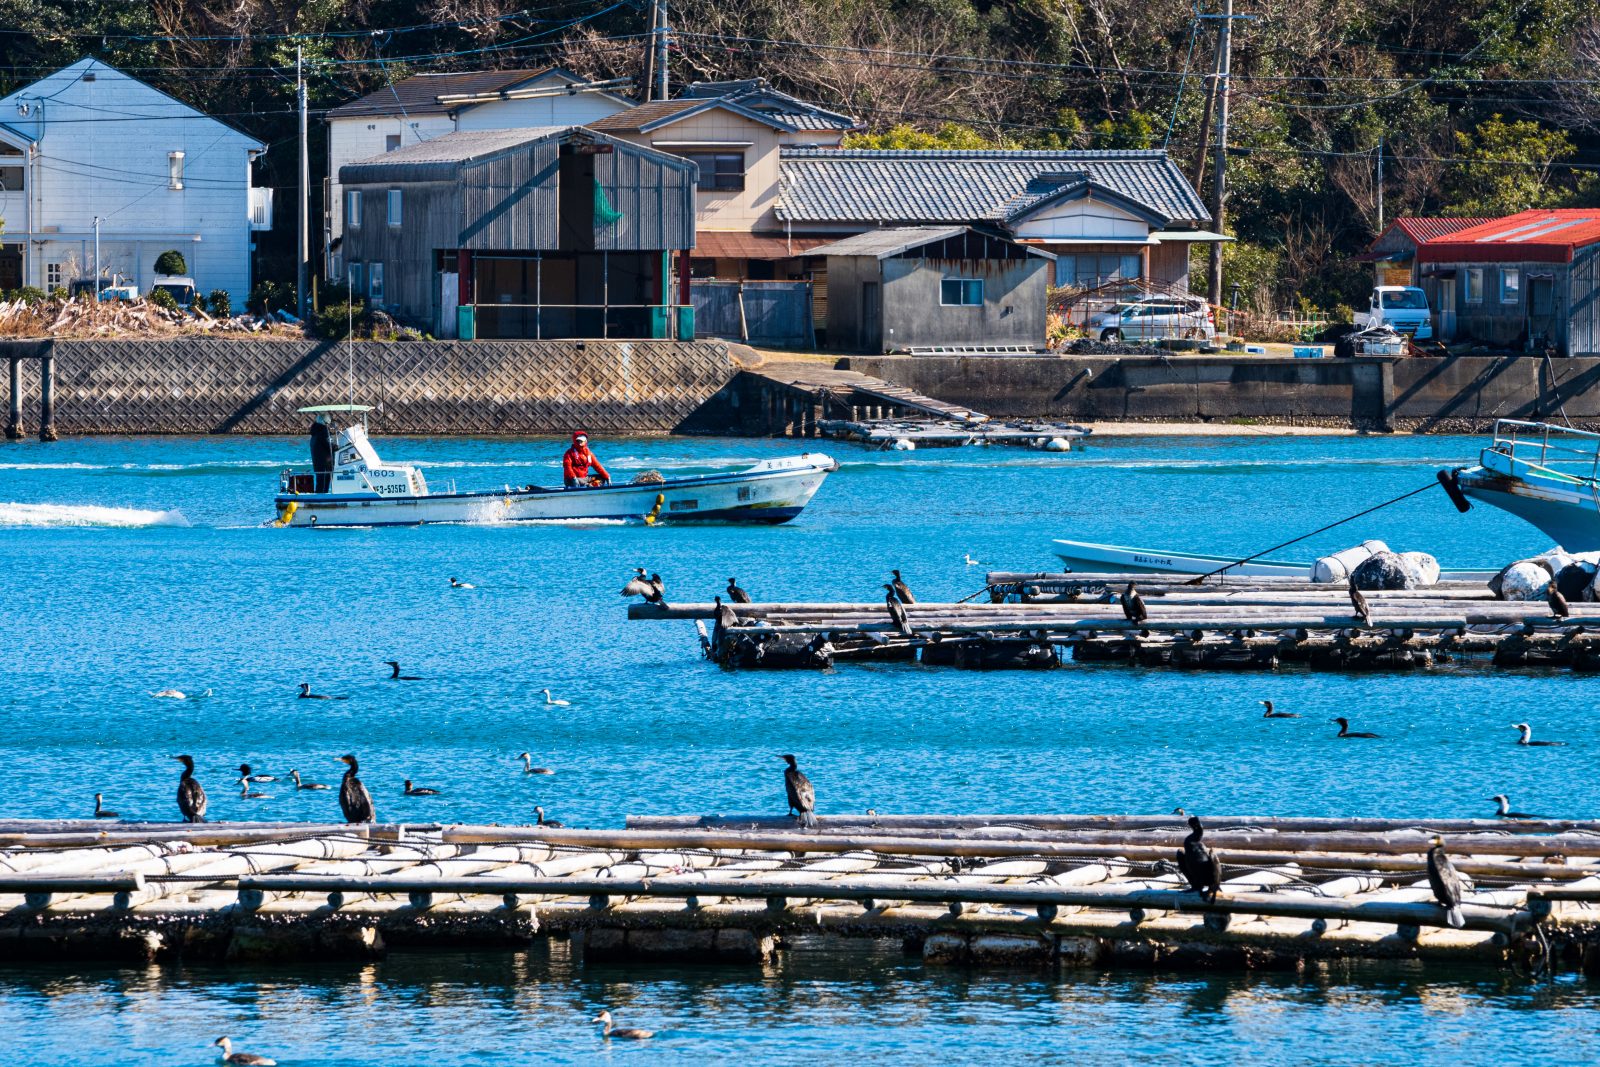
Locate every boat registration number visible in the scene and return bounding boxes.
[1132,554,1175,566]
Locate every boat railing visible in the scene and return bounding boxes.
[1489,419,1600,484]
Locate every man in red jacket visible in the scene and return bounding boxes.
[562,431,611,488]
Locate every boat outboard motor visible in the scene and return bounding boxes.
[1437,467,1472,513]
[310,416,334,493]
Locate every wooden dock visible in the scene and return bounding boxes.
[633,572,1600,671]
[4,813,1600,972]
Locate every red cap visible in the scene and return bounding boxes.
[572,430,589,442]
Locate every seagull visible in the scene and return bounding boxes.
[964,554,986,566]
[542,689,571,707]
[517,752,554,775]
[1349,585,1372,627]
[727,577,752,604]
[297,683,347,701]
[1260,700,1300,718]
[214,1036,277,1066]
[448,577,475,589]
[1120,582,1148,625]
[384,661,420,681]
[1512,722,1567,747]
[1490,793,1537,819]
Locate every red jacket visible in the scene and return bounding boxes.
[563,444,610,484]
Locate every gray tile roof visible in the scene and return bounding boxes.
[339,127,566,182]
[777,149,1209,226]
[679,79,860,132]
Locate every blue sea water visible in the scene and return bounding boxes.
[1,430,1596,1064]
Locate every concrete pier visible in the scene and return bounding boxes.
[5,357,20,440]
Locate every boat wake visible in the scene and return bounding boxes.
[0,502,192,528]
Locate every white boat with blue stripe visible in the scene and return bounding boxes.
[273,408,836,528]
[1454,419,1600,552]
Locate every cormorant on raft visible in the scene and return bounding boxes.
[1260,700,1300,718]
[1490,793,1536,819]
[338,754,375,824]
[1348,585,1372,627]
[1512,722,1567,747]
[727,577,751,604]
[1120,582,1148,625]
[1332,716,1380,738]
[884,585,912,636]
[889,569,916,604]
[1175,815,1221,902]
[1547,582,1570,619]
[1426,835,1467,929]
[384,660,420,681]
[781,753,817,829]
[714,595,739,633]
[173,754,207,823]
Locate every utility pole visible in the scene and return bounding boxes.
[1206,0,1233,312]
[1375,138,1385,232]
[297,45,309,319]
[653,0,669,103]
[641,0,657,101]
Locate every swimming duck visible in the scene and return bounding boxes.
[727,577,751,604]
[289,769,329,790]
[964,554,985,566]
[448,577,475,589]
[591,1010,653,1040]
[237,780,270,801]
[403,779,441,796]
[93,793,118,819]
[338,754,375,824]
[239,763,275,783]
[1490,793,1536,819]
[889,569,915,604]
[1426,835,1466,929]
[384,661,420,681]
[542,689,571,707]
[782,753,817,829]
[517,752,554,775]
[214,1036,277,1066]
[1260,700,1300,718]
[1332,717,1380,739]
[297,683,347,701]
[173,755,207,823]
[1512,722,1567,746]
[535,805,564,828]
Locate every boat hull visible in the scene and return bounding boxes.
[1052,539,1495,581]
[1458,467,1600,551]
[275,457,834,528]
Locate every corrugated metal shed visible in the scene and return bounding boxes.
[341,128,563,183]
[1418,210,1600,265]
[1395,217,1494,243]
[778,149,1209,225]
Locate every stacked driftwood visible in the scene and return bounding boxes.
[0,297,301,338]
[3,814,1599,969]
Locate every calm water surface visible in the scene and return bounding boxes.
[2,430,1596,1063]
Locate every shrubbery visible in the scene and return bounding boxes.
[3,286,48,304]
[146,287,179,310]
[206,289,232,318]
[153,250,187,276]
[247,280,294,315]
[313,299,366,339]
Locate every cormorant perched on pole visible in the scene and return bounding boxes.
[173,754,207,823]
[714,595,738,632]
[889,569,915,604]
[727,577,751,604]
[1426,835,1466,929]
[1175,815,1221,902]
[884,585,912,636]
[1349,584,1372,627]
[1120,583,1148,625]
[338,754,375,824]
[781,753,817,829]
[620,568,667,606]
[1548,582,1570,619]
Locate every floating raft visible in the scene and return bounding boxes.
[817,416,1092,451]
[4,814,1600,972]
[633,572,1600,671]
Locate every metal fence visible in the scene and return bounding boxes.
[691,280,813,348]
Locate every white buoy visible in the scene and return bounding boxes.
[1042,437,1071,452]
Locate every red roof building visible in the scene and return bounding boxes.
[1359,217,1492,284]
[1416,209,1600,264]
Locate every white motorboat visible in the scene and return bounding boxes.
[1453,420,1600,552]
[1052,539,1495,581]
[273,408,837,528]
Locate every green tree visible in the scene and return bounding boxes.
[1091,111,1157,150]
[1444,115,1592,216]
[154,249,188,276]
[843,122,1000,150]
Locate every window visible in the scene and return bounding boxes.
[369,262,385,306]
[683,152,745,192]
[1381,289,1428,309]
[1056,253,1144,289]
[1465,268,1484,304]
[1500,267,1520,304]
[386,189,402,227]
[167,151,184,190]
[345,189,362,228]
[0,161,22,191]
[347,262,363,296]
[940,278,984,306]
[46,263,62,288]
[385,134,402,152]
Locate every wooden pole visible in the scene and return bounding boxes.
[38,353,56,442]
[5,357,22,440]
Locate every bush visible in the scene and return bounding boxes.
[154,250,187,276]
[206,289,232,318]
[7,286,48,304]
[146,287,179,310]
[247,280,294,315]
[313,299,366,339]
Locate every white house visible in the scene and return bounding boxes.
[0,58,267,299]
[323,67,633,273]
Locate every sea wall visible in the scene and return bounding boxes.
[0,338,741,435]
[840,354,1600,432]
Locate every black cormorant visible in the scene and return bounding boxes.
[173,754,207,823]
[591,1011,653,1040]
[884,585,912,636]
[1121,582,1148,625]
[1260,700,1300,718]
[727,577,752,604]
[1175,815,1222,902]
[1332,716,1380,738]
[403,779,441,796]
[1548,582,1570,619]
[1426,835,1466,928]
[1512,722,1567,746]
[384,661,420,681]
[646,573,667,606]
[338,754,375,824]
[781,753,817,828]
[238,763,275,783]
[715,595,739,632]
[890,570,916,604]
[1349,585,1372,627]
[289,770,329,790]
[535,805,564,828]
[517,752,554,775]
[1490,793,1536,819]
[297,683,347,701]
[620,567,653,599]
[93,793,118,819]
[214,1037,277,1066]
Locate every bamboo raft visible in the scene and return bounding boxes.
[632,572,1600,671]
[5,813,1600,972]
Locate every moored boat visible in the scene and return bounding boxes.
[273,409,836,528]
[1052,539,1495,581]
[1453,419,1600,552]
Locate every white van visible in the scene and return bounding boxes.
[1354,286,1432,339]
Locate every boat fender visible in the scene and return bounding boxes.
[272,501,299,528]
[644,492,665,526]
[1437,467,1472,513]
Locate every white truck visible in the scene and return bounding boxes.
[1354,285,1432,339]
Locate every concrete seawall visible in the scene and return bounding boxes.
[0,338,741,436]
[841,354,1600,432]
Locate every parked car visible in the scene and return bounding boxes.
[1088,297,1216,343]
[1353,285,1432,339]
[151,274,197,308]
